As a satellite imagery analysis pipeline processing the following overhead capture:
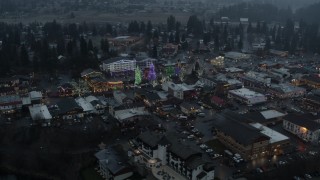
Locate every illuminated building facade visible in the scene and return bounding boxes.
[283,114,320,144]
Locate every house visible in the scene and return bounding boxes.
[132,131,215,180]
[211,96,225,108]
[0,77,19,88]
[56,98,84,120]
[135,89,162,107]
[162,81,195,100]
[210,56,224,67]
[212,112,270,160]
[87,76,109,93]
[75,97,95,115]
[80,68,102,79]
[113,90,133,105]
[199,77,216,87]
[250,123,290,155]
[101,57,136,75]
[29,104,52,125]
[58,83,74,97]
[224,51,250,61]
[268,83,306,99]
[242,109,286,125]
[21,91,43,106]
[302,91,320,112]
[180,102,201,115]
[95,145,133,180]
[0,95,22,114]
[136,58,157,70]
[109,102,148,126]
[228,88,267,105]
[283,113,320,144]
[300,75,320,89]
[85,95,106,114]
[240,71,271,88]
[240,18,249,24]
[0,87,16,96]
[161,43,178,58]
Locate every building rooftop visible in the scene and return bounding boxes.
[250,123,289,144]
[212,111,270,146]
[284,113,320,131]
[95,145,132,176]
[115,108,149,122]
[57,98,82,114]
[0,95,21,105]
[260,110,286,120]
[270,83,306,94]
[229,88,266,99]
[29,104,52,120]
[75,97,95,112]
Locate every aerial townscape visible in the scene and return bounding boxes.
[1,0,320,180]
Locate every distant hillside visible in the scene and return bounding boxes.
[218,2,320,23]
[217,3,292,22]
[246,0,320,9]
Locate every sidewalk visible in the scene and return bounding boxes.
[151,165,187,180]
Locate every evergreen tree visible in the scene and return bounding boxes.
[169,33,174,43]
[135,66,142,85]
[152,45,158,58]
[20,44,29,66]
[88,39,93,52]
[80,37,88,56]
[175,31,180,44]
[167,15,176,32]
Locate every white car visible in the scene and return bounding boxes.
[200,144,208,149]
[187,135,195,139]
[206,149,214,153]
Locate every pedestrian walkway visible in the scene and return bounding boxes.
[151,165,187,180]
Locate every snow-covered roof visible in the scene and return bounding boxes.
[30,91,42,100]
[260,110,286,119]
[116,109,149,122]
[29,104,52,120]
[229,88,265,99]
[250,123,289,144]
[75,97,95,112]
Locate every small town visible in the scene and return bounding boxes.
[0,0,320,180]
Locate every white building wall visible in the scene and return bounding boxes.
[157,145,167,165]
[204,170,215,180]
[191,165,203,180]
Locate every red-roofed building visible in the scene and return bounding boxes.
[211,96,225,108]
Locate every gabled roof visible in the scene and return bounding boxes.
[57,98,82,114]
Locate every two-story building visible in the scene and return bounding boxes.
[95,145,133,180]
[212,112,271,160]
[133,131,215,180]
[56,98,84,120]
[283,113,320,144]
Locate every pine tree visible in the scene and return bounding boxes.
[20,44,29,66]
[135,66,142,85]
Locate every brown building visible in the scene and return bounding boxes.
[212,112,271,160]
[302,91,320,112]
[301,75,320,89]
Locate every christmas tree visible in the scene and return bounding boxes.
[165,66,174,77]
[148,63,157,81]
[135,66,142,85]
